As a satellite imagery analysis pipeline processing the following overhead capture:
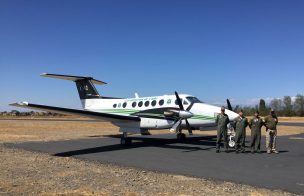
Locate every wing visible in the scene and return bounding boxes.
[9,102,140,122]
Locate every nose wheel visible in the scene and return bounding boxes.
[228,136,235,148]
[227,123,236,148]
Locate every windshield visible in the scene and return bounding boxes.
[186,96,203,104]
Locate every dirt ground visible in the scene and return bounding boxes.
[0,117,303,195]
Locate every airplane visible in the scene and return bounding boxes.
[10,73,239,146]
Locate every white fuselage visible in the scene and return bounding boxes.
[82,94,238,132]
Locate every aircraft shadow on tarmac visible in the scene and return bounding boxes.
[53,135,218,157]
[53,135,288,157]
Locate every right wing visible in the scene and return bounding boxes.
[9,102,140,123]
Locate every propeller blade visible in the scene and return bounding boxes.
[170,119,182,133]
[175,91,184,110]
[185,119,193,135]
[227,99,233,111]
[171,92,193,135]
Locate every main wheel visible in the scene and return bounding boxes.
[177,133,186,142]
[120,137,132,146]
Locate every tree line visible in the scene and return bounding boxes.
[236,94,304,117]
[0,110,65,117]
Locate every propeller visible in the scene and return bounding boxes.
[226,99,233,111]
[169,91,193,134]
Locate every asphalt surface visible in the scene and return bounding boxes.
[279,122,304,127]
[1,118,303,127]
[9,132,304,194]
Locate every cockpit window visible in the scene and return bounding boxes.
[186,96,203,104]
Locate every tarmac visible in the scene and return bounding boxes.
[9,132,304,194]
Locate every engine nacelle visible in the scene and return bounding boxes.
[164,110,193,119]
[178,110,193,119]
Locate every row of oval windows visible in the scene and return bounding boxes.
[113,99,188,108]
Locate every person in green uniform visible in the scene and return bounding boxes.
[234,110,248,153]
[249,111,264,153]
[264,109,279,154]
[215,106,230,153]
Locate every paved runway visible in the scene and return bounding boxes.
[9,133,304,194]
[1,118,303,127]
[279,122,304,127]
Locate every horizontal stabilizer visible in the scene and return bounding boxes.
[40,73,107,85]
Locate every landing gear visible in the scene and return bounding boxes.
[120,132,132,146]
[227,123,236,148]
[177,132,186,142]
[228,137,235,148]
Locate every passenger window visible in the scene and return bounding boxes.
[122,102,127,108]
[138,101,143,107]
[118,103,121,108]
[167,99,171,104]
[132,102,136,108]
[145,101,150,107]
[151,100,157,107]
[113,104,117,108]
[159,99,164,106]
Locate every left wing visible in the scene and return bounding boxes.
[9,102,141,122]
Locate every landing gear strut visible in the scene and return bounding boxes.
[120,132,132,146]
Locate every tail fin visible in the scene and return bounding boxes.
[40,73,107,99]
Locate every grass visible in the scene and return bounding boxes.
[0,117,303,143]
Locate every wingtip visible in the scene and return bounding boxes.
[9,102,29,106]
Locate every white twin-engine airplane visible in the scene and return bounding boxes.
[10,73,239,146]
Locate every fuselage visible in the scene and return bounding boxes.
[82,94,238,130]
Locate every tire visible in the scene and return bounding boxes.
[125,138,132,146]
[177,133,186,142]
[228,136,235,148]
[121,137,132,146]
[120,137,126,145]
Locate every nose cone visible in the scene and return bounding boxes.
[226,110,238,121]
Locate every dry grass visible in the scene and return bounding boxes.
[0,117,303,143]
[277,117,304,122]
[0,118,118,143]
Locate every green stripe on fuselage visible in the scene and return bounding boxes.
[96,109,215,120]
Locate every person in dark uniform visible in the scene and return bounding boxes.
[234,110,248,153]
[264,109,279,154]
[249,111,264,153]
[215,106,230,153]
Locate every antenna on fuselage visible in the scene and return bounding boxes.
[135,93,139,98]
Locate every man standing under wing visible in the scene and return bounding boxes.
[215,106,230,153]
[264,109,279,154]
[249,111,264,153]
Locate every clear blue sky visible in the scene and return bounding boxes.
[1,0,303,111]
